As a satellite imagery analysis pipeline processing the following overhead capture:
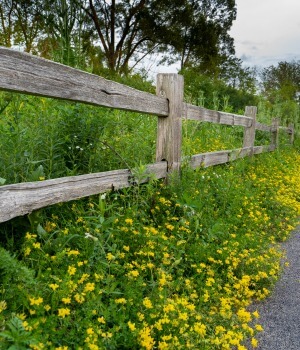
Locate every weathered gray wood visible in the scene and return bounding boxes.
[0,161,167,223]
[0,47,169,116]
[184,103,252,127]
[271,118,280,149]
[255,122,271,132]
[156,74,184,172]
[190,145,273,169]
[190,150,230,168]
[229,147,253,161]
[243,106,257,151]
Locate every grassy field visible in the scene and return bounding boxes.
[0,92,299,349]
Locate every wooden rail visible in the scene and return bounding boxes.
[0,47,169,116]
[184,103,253,127]
[0,47,294,223]
[0,162,167,223]
[190,145,274,169]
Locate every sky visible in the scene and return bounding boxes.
[149,0,300,76]
[230,0,300,68]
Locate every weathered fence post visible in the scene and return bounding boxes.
[288,123,294,144]
[243,106,257,154]
[156,74,184,174]
[271,118,280,150]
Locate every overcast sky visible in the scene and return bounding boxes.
[151,0,300,76]
[230,0,300,68]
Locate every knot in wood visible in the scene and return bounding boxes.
[159,90,167,98]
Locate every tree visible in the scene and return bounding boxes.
[0,0,237,76]
[218,57,257,95]
[0,0,14,47]
[0,0,44,53]
[75,0,151,74]
[261,60,300,103]
[75,0,236,74]
[151,0,236,73]
[13,0,44,53]
[40,0,82,65]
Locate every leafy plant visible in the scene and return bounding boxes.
[0,315,36,349]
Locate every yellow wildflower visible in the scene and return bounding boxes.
[139,326,155,350]
[29,297,43,306]
[86,328,94,335]
[128,321,136,331]
[67,250,80,256]
[251,338,258,348]
[194,322,206,337]
[84,283,95,293]
[58,308,71,318]
[255,324,264,332]
[68,265,77,276]
[143,298,153,309]
[98,317,105,324]
[115,298,127,304]
[62,297,71,304]
[0,300,7,313]
[49,284,59,291]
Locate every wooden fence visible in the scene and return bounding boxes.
[0,47,294,223]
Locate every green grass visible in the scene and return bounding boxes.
[0,90,299,349]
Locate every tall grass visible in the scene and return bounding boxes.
[0,82,299,349]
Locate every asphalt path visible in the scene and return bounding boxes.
[247,228,300,349]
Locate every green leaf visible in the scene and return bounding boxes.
[37,224,48,239]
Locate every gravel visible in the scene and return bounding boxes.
[247,228,300,349]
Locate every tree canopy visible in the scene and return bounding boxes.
[261,60,300,103]
[0,0,237,75]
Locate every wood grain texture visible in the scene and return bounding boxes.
[190,145,272,169]
[156,74,184,172]
[0,47,169,116]
[243,106,257,149]
[255,122,271,132]
[271,118,280,149]
[184,103,253,127]
[0,162,167,223]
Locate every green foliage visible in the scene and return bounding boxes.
[261,60,300,103]
[0,91,156,185]
[181,68,258,113]
[0,315,37,349]
[1,146,299,348]
[1,56,300,349]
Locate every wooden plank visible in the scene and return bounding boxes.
[253,145,267,154]
[0,47,169,116]
[0,161,167,223]
[190,150,230,168]
[190,145,274,170]
[156,74,184,172]
[229,147,252,161]
[184,103,252,127]
[255,122,271,132]
[243,106,257,150]
[271,118,280,149]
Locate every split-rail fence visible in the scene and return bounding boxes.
[0,47,294,223]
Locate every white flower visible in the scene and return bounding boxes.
[84,232,98,241]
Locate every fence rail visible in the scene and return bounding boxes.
[184,103,253,127]
[0,47,294,223]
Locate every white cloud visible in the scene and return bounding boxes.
[230,0,300,67]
